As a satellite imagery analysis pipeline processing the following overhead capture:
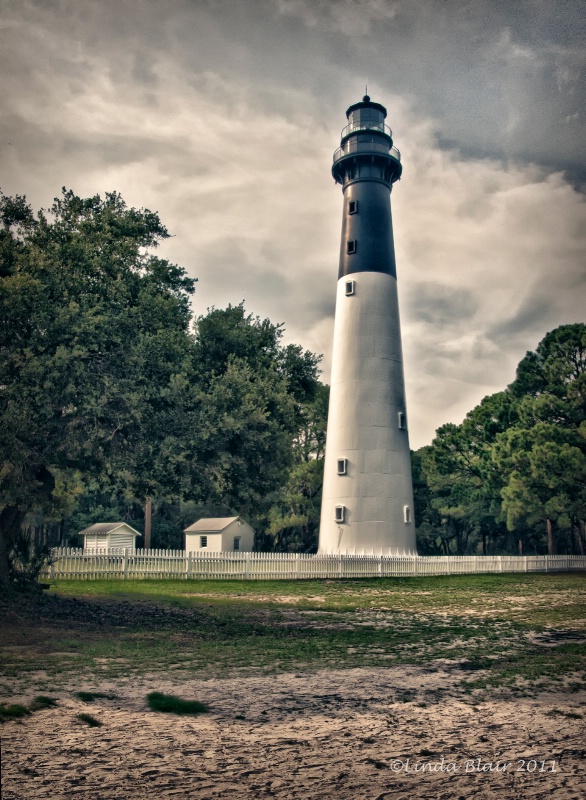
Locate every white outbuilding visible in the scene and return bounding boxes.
[81,522,141,553]
[184,517,254,553]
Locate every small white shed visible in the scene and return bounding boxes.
[184,517,254,553]
[81,522,141,553]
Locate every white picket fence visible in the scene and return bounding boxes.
[45,548,586,581]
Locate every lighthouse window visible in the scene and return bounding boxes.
[345,280,355,296]
[337,458,348,475]
[335,505,346,523]
[348,200,358,214]
[398,412,406,429]
[347,239,357,254]
[200,536,208,548]
[404,506,412,524]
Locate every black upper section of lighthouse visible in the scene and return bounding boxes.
[334,96,401,280]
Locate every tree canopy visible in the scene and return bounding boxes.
[415,324,586,555]
[0,189,323,582]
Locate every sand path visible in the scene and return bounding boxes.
[2,666,584,799]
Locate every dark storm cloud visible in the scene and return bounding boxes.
[405,282,478,326]
[278,0,586,183]
[488,298,553,343]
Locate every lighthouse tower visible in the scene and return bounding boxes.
[318,95,417,556]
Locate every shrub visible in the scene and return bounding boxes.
[146,692,208,715]
[29,696,58,711]
[0,704,31,722]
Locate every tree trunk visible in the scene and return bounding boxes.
[144,496,152,550]
[518,538,523,556]
[0,505,25,587]
[575,519,585,556]
[546,518,555,556]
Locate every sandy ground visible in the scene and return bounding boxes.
[2,666,585,800]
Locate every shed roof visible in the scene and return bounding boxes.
[80,522,141,537]
[184,517,240,533]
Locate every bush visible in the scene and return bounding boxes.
[0,703,31,722]
[8,531,53,590]
[29,696,58,711]
[146,692,208,715]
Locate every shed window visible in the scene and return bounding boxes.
[337,458,348,475]
[335,505,346,523]
[404,506,412,524]
[200,535,208,548]
[398,411,406,429]
[348,200,358,214]
[233,536,241,551]
[347,240,357,254]
[345,280,355,296]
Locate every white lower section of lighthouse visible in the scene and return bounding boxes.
[319,271,417,556]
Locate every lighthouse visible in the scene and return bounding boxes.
[318,95,417,556]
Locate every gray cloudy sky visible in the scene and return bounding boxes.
[1,0,585,448]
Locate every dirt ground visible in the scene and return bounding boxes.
[2,665,585,800]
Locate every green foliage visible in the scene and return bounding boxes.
[0,703,31,722]
[0,189,324,578]
[146,692,207,715]
[495,324,586,552]
[188,303,322,518]
[6,531,53,589]
[29,696,58,711]
[0,188,196,583]
[260,384,328,552]
[418,392,513,554]
[415,323,586,555]
[0,695,57,722]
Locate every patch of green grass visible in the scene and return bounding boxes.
[2,573,584,697]
[49,572,585,611]
[76,712,102,727]
[461,642,586,691]
[0,703,31,722]
[0,696,58,722]
[29,695,58,711]
[146,692,207,715]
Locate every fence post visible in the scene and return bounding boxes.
[379,555,383,577]
[338,553,343,579]
[499,555,502,573]
[245,553,251,581]
[524,555,527,573]
[123,548,128,580]
[295,553,300,579]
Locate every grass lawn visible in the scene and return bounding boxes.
[1,573,584,699]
